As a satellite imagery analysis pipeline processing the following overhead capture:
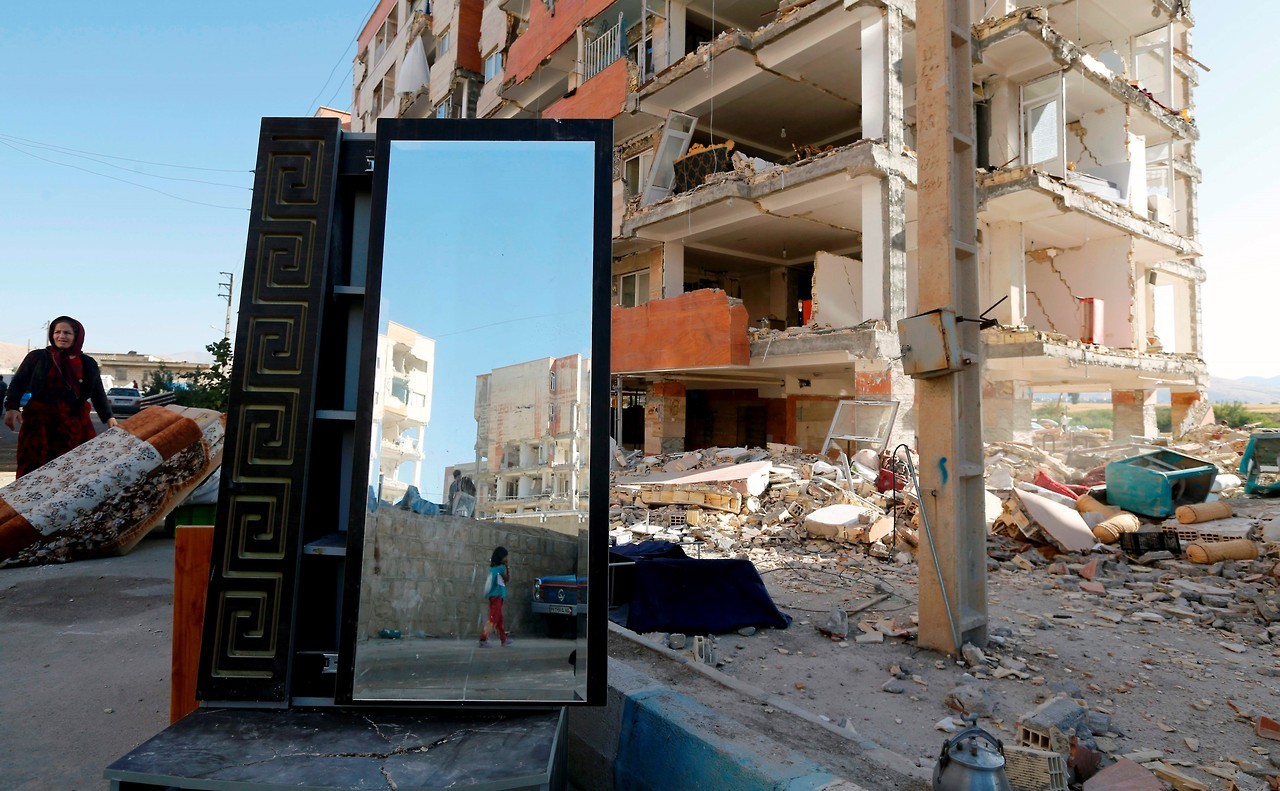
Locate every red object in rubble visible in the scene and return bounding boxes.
[877,468,907,493]
[1033,469,1082,500]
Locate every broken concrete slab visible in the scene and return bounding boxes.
[804,504,873,542]
[1082,758,1163,790]
[1014,489,1098,552]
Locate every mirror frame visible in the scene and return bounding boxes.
[336,118,613,707]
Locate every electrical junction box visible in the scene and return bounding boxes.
[897,308,963,378]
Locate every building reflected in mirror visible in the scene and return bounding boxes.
[371,321,434,507]
[474,354,591,522]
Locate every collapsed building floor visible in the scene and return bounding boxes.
[604,425,1280,790]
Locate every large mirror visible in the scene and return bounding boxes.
[341,121,610,705]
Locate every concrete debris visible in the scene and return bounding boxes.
[610,434,1277,785]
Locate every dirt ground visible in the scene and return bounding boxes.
[608,491,1280,788]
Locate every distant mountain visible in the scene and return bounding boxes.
[1209,376,1280,404]
[0,341,30,374]
[1240,374,1280,387]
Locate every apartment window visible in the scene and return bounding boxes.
[438,29,451,56]
[437,102,450,119]
[1021,72,1065,174]
[484,51,503,82]
[549,369,558,391]
[616,270,650,307]
[623,151,653,199]
[631,33,654,82]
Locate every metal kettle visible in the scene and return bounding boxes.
[931,723,1013,791]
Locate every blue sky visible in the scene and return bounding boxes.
[0,2,1273,380]
[379,140,594,498]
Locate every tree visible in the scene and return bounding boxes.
[178,337,233,412]
[141,364,176,396]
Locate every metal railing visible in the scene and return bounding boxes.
[583,14,624,81]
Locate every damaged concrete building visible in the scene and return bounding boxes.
[372,321,435,505]
[351,0,1206,454]
[473,354,593,516]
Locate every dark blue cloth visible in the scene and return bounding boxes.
[625,558,791,634]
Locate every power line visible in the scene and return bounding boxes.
[304,0,382,115]
[0,131,251,173]
[322,66,356,112]
[0,139,249,212]
[0,134,251,190]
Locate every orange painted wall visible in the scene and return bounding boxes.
[506,0,614,85]
[612,289,750,373]
[544,58,628,119]
[854,370,893,397]
[457,0,484,73]
[358,0,397,53]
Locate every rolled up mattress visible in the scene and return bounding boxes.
[0,405,225,566]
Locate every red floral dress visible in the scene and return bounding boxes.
[16,359,97,478]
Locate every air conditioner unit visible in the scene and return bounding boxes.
[1148,194,1174,226]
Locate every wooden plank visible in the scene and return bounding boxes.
[171,525,215,723]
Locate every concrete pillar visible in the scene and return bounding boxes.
[982,221,1024,326]
[862,176,908,325]
[1112,389,1158,440]
[661,241,685,299]
[914,0,986,653]
[645,381,686,454]
[768,266,790,323]
[985,78,1020,167]
[667,0,688,64]
[1181,275,1201,357]
[1169,390,1205,438]
[860,8,905,155]
[981,380,1033,443]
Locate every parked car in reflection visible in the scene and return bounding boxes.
[532,574,587,637]
[106,388,178,416]
[107,387,142,415]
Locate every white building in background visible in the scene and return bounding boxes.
[352,0,485,131]
[474,354,591,516]
[373,320,435,505]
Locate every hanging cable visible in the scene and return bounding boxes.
[0,140,248,212]
[0,135,250,190]
[0,131,251,173]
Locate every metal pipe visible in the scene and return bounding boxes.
[894,444,962,654]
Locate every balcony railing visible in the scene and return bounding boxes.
[584,14,624,82]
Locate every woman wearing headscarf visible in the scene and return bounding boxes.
[3,316,117,477]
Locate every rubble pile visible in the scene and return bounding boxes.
[611,427,1280,789]
[609,442,916,560]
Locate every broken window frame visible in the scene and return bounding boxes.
[1020,71,1066,177]
[820,399,900,457]
[1132,23,1174,110]
[623,151,653,199]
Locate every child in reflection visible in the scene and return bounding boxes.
[479,546,513,648]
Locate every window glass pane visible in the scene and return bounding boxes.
[1026,99,1059,165]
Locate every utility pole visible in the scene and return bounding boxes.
[911,0,987,653]
[218,272,235,340]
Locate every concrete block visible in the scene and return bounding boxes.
[616,687,839,791]
[567,659,666,791]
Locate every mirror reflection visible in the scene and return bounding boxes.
[353,139,595,702]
